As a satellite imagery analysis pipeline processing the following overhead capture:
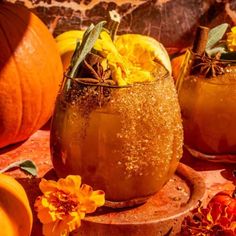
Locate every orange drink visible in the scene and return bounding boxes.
[50,73,183,204]
[178,58,236,163]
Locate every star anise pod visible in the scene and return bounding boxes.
[75,53,114,86]
[191,52,226,78]
[74,53,114,107]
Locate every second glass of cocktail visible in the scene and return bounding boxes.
[177,24,236,163]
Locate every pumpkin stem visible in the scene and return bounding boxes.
[105,10,121,41]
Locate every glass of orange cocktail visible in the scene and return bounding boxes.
[178,56,236,163]
[50,20,183,206]
[50,72,183,205]
[177,23,236,163]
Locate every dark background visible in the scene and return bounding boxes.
[5,0,236,53]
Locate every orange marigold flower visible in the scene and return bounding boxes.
[34,175,105,236]
[180,190,236,236]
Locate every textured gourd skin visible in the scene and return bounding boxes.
[0,2,63,148]
[0,174,33,236]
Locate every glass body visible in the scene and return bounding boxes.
[178,62,236,163]
[50,74,183,203]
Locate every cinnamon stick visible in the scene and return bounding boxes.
[192,26,209,55]
[176,26,209,92]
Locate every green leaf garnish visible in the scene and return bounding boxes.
[68,21,106,78]
[205,23,229,54]
[0,160,37,177]
[206,44,227,57]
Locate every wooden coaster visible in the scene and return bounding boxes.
[73,163,205,236]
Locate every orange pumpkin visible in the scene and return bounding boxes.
[0,2,63,148]
[171,53,185,81]
[0,173,33,236]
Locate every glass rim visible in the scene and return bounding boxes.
[64,71,171,88]
[186,49,236,85]
[191,75,236,85]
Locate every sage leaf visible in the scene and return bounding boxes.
[69,40,81,72]
[69,21,106,78]
[206,23,229,50]
[206,45,227,57]
[65,40,81,91]
[19,160,38,176]
[0,159,37,177]
[83,23,95,40]
[69,23,95,68]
